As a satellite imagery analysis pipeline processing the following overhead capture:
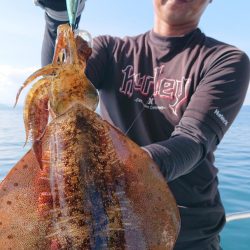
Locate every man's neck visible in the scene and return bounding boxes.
[153,20,198,37]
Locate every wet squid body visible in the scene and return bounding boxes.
[14,24,180,249]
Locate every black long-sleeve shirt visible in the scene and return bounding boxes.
[85,28,250,246]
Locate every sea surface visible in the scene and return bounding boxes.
[0,105,249,249]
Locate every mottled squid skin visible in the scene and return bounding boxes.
[1,24,180,249]
[38,105,127,249]
[37,103,180,249]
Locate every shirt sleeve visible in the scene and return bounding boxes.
[34,0,85,21]
[143,117,218,182]
[183,49,250,141]
[144,48,250,182]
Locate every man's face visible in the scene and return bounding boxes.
[153,0,211,27]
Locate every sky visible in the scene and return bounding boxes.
[0,0,250,106]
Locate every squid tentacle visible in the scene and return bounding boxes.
[23,77,51,146]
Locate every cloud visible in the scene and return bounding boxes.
[0,65,38,106]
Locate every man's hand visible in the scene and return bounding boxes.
[76,35,92,62]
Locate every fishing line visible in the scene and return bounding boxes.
[124,93,155,136]
[124,105,146,136]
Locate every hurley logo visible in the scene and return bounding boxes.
[119,65,190,116]
[214,109,229,126]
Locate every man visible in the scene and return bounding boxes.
[36,0,250,249]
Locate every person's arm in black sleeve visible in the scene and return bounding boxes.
[34,0,86,66]
[144,50,250,183]
[143,118,217,182]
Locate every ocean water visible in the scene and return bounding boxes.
[0,105,249,249]
[216,106,250,250]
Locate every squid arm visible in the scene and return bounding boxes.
[14,64,60,107]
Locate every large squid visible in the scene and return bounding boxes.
[0,24,180,249]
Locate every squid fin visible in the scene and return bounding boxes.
[0,150,49,249]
